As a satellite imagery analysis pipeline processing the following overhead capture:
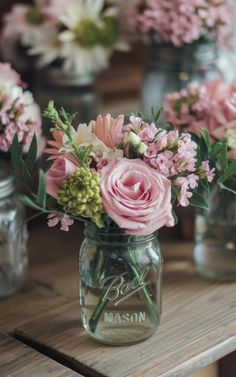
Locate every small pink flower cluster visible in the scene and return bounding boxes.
[45,111,214,234]
[123,0,233,46]
[164,80,236,159]
[0,63,43,154]
[122,116,214,207]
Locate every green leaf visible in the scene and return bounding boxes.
[20,195,45,211]
[199,128,211,151]
[217,161,236,194]
[36,170,47,208]
[199,179,210,194]
[11,133,23,169]
[210,142,225,158]
[189,192,209,210]
[26,134,37,172]
[151,107,163,123]
[217,160,236,185]
[217,143,228,171]
[188,131,200,144]
[171,209,178,225]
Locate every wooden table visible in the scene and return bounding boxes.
[0,222,236,377]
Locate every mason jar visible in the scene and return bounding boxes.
[194,185,236,281]
[141,41,226,118]
[33,67,100,137]
[79,223,162,345]
[0,162,28,298]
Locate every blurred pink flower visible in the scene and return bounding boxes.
[164,80,236,157]
[122,0,233,46]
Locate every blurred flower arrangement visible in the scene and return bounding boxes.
[2,0,127,75]
[164,80,236,161]
[0,63,44,159]
[121,0,233,46]
[164,80,236,278]
[10,101,236,234]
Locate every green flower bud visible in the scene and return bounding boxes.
[127,131,141,147]
[58,168,104,227]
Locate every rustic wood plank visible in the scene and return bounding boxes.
[28,222,83,299]
[15,260,236,377]
[0,333,79,376]
[0,279,70,332]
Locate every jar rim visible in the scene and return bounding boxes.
[84,222,158,245]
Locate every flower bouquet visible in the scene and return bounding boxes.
[164,80,236,280]
[121,0,233,47]
[10,101,236,344]
[2,0,127,76]
[0,63,43,298]
[119,0,235,117]
[0,63,44,163]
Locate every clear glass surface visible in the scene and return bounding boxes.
[141,42,234,118]
[194,186,236,281]
[79,224,162,345]
[0,165,28,298]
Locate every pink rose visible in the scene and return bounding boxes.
[100,159,174,235]
[45,156,78,199]
[91,113,124,149]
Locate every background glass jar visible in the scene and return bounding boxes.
[33,67,100,138]
[141,40,233,119]
[0,162,28,298]
[79,223,162,345]
[194,185,236,281]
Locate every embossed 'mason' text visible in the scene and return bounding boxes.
[104,312,146,323]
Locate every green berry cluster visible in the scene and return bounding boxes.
[58,168,104,227]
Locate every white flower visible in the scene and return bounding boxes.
[66,122,124,161]
[27,23,61,67]
[59,0,104,32]
[60,42,109,75]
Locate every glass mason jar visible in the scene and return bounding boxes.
[33,67,100,138]
[0,162,28,298]
[141,41,225,118]
[79,223,162,345]
[194,185,236,281]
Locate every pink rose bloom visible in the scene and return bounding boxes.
[91,113,124,149]
[45,156,78,199]
[100,159,174,235]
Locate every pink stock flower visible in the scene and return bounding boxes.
[164,80,236,158]
[174,177,193,207]
[91,113,124,149]
[100,158,174,235]
[199,161,215,182]
[45,156,78,199]
[0,63,22,87]
[0,63,44,155]
[122,0,233,46]
[47,213,74,231]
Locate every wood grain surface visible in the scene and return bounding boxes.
[0,333,79,376]
[15,258,236,377]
